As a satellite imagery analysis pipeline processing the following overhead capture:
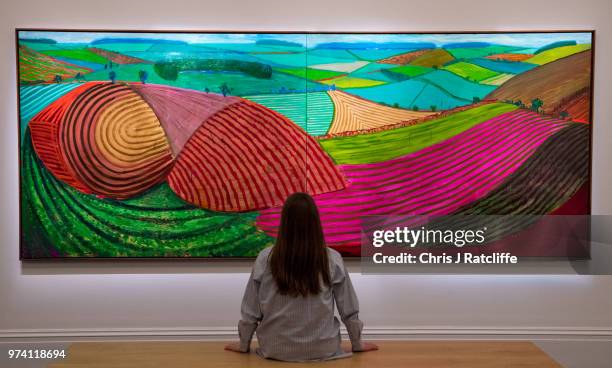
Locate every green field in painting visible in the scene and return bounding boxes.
[319,102,518,164]
[21,131,273,258]
[387,64,432,77]
[320,76,385,88]
[245,92,334,135]
[344,77,477,111]
[525,44,591,65]
[41,49,109,64]
[72,63,320,96]
[277,67,345,81]
[349,62,399,82]
[414,70,496,101]
[446,45,521,59]
[443,61,499,82]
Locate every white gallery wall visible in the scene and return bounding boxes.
[1,0,612,340]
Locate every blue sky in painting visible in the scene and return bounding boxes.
[19,31,592,48]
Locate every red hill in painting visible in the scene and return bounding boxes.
[28,82,346,212]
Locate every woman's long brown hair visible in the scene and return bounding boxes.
[270,192,331,297]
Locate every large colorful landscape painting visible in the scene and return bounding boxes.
[17,30,593,258]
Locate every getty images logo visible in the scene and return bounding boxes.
[371,226,488,248]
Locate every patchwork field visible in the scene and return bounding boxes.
[414,70,496,101]
[73,63,320,96]
[345,78,470,110]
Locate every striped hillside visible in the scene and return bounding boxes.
[19,83,83,140]
[326,90,434,135]
[28,82,346,212]
[167,100,346,212]
[487,50,592,118]
[320,102,518,164]
[245,92,334,136]
[30,83,175,199]
[425,123,589,251]
[257,110,570,250]
[21,135,273,258]
[28,83,104,195]
[19,45,91,83]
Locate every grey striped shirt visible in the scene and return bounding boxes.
[238,246,364,362]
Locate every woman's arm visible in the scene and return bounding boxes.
[332,263,365,352]
[236,270,262,353]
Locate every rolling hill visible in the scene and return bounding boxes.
[525,44,591,65]
[325,90,434,135]
[260,109,570,249]
[379,49,432,65]
[18,45,92,83]
[486,50,592,118]
[409,48,455,68]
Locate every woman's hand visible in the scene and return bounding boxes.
[224,342,246,353]
[355,341,379,352]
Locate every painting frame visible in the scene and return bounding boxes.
[15,28,595,260]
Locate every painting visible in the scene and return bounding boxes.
[17,30,593,258]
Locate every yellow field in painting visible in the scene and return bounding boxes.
[321,76,386,88]
[480,73,515,86]
[526,44,591,65]
[326,90,435,135]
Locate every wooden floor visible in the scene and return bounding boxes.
[48,341,562,368]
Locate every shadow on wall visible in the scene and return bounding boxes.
[20,258,256,275]
[19,256,365,276]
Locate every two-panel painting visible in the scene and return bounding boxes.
[17,30,593,259]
